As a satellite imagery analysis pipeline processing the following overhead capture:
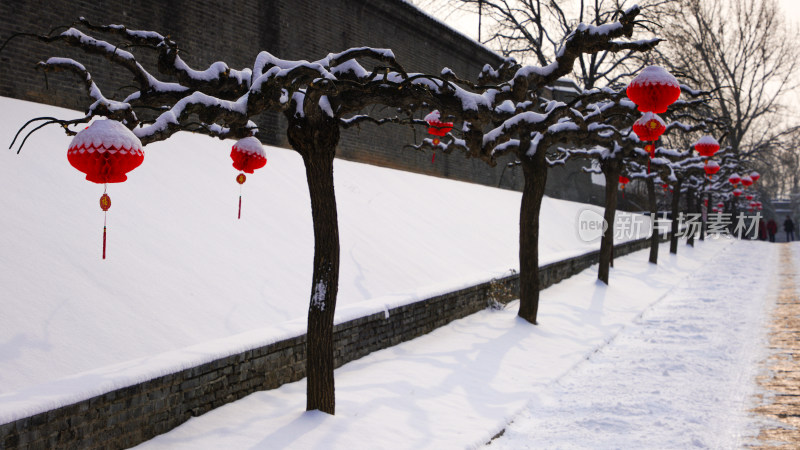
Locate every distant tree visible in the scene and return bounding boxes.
[658,0,799,162]
[420,0,676,90]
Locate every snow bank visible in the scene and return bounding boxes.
[0,96,643,414]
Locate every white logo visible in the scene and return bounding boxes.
[577,209,607,242]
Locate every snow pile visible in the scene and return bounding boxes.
[68,119,143,153]
[0,96,644,401]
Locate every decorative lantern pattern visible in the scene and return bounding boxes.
[425,110,453,163]
[626,66,681,114]
[633,113,666,172]
[704,161,720,177]
[633,113,666,141]
[694,136,720,158]
[231,136,267,219]
[67,120,144,259]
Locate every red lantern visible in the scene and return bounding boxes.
[619,175,630,188]
[662,183,670,192]
[704,161,720,177]
[740,175,753,187]
[425,110,453,163]
[745,194,754,201]
[728,173,741,185]
[67,120,144,259]
[733,189,742,197]
[750,171,760,183]
[626,66,681,114]
[717,202,725,209]
[704,198,709,207]
[694,135,720,158]
[633,113,666,141]
[231,136,267,219]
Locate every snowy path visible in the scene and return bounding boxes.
[489,239,778,449]
[134,239,773,449]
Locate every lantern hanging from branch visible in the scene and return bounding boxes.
[729,173,741,185]
[626,66,681,114]
[67,120,144,259]
[694,136,720,159]
[740,175,753,187]
[633,113,666,141]
[717,201,725,209]
[231,136,267,220]
[750,171,760,183]
[425,110,453,163]
[633,113,666,172]
[704,161,720,177]
[745,194,754,201]
[733,189,743,197]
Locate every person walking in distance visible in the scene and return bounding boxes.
[767,218,778,242]
[784,216,795,242]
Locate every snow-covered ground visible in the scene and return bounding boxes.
[0,97,644,412]
[133,238,776,449]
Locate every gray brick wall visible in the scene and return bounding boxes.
[0,236,659,449]
[0,0,599,202]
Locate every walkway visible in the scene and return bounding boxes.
[488,239,776,448]
[751,244,800,447]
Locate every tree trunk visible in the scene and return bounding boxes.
[288,116,341,415]
[686,187,696,247]
[670,178,683,254]
[647,177,659,264]
[598,158,621,284]
[517,148,547,325]
[700,194,707,241]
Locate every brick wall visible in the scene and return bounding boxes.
[0,0,599,202]
[0,236,657,449]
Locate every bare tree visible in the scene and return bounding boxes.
[658,0,798,161]
[418,0,675,89]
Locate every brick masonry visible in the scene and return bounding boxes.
[0,236,659,449]
[0,0,601,203]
